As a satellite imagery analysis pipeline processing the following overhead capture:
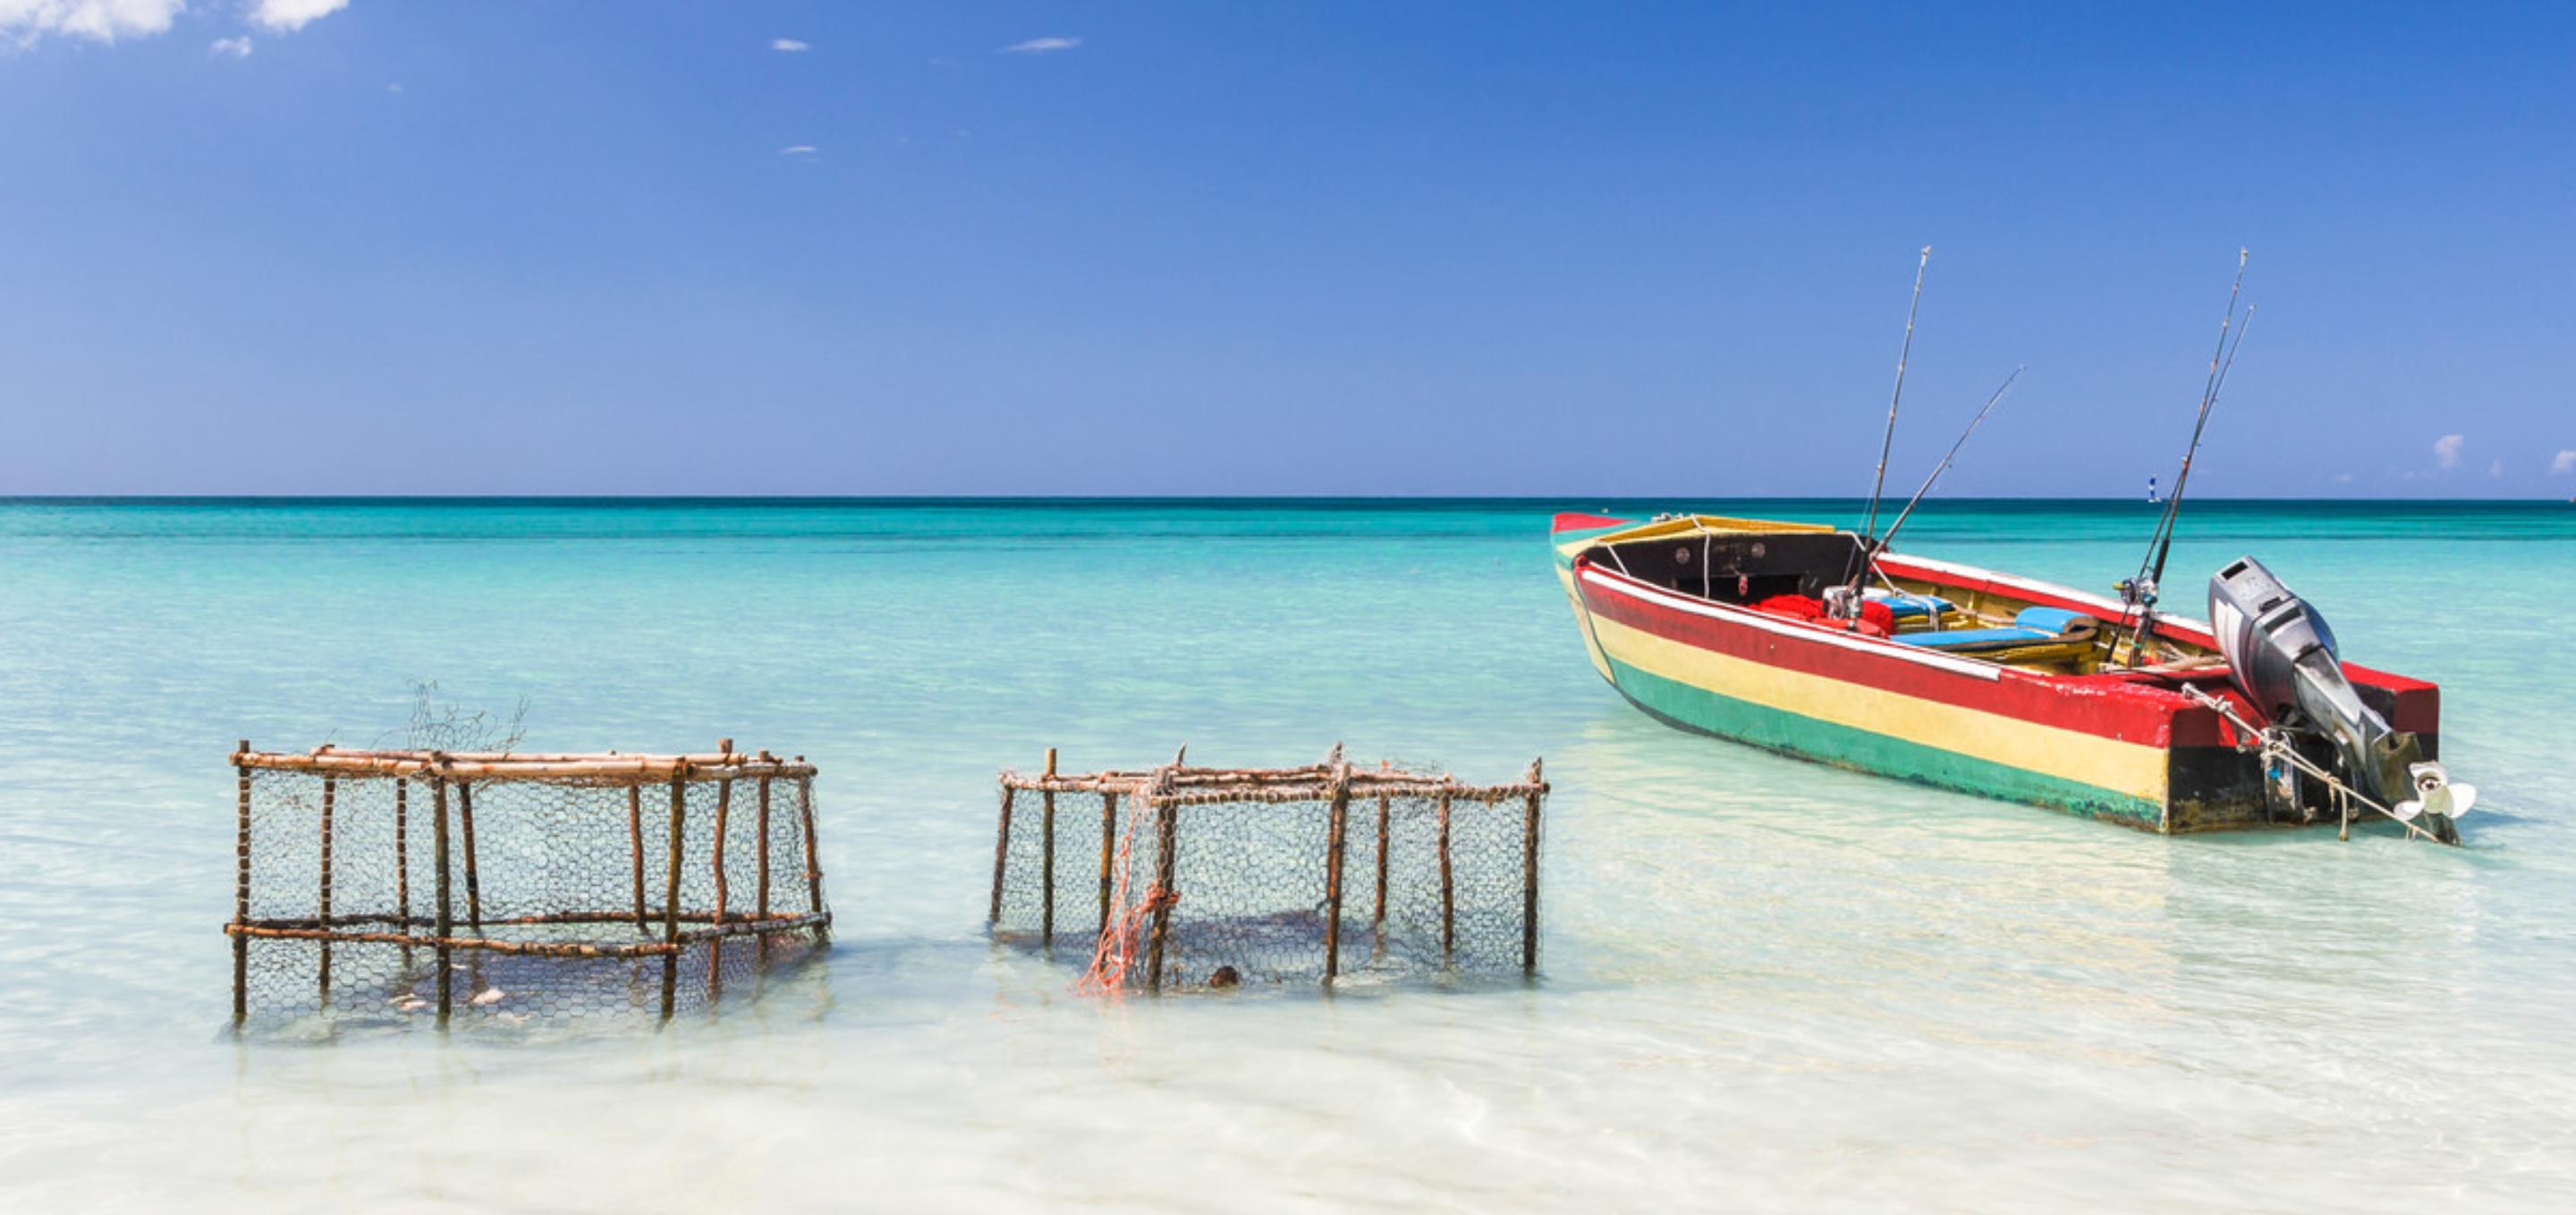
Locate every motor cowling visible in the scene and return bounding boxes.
[2207,556,2470,840]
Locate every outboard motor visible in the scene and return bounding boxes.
[2207,557,2473,841]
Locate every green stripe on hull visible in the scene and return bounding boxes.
[1604,654,2166,829]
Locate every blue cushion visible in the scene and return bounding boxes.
[1894,626,2053,650]
[1869,592,1954,620]
[2012,607,2093,633]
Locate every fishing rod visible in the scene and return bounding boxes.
[2118,249,2256,665]
[1865,365,2024,564]
[1843,246,1930,613]
[2149,303,2255,578]
[2140,250,2249,585]
[1860,247,1933,548]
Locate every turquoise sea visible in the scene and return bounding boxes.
[1,497,2571,1212]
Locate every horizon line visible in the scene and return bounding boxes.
[3,494,2568,506]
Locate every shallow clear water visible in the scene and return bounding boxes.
[1,498,2570,1212]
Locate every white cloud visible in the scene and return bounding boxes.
[771,38,807,52]
[209,34,252,57]
[2433,433,2465,469]
[250,0,348,31]
[779,144,817,157]
[2553,450,2576,476]
[2489,458,2504,479]
[4,0,352,44]
[999,36,1080,55]
[1,0,186,43]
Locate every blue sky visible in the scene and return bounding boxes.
[4,2,2572,497]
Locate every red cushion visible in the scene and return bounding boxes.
[1752,594,1893,636]
[1754,593,1824,620]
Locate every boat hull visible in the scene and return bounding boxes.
[1552,514,2437,834]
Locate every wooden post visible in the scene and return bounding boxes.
[1373,786,1392,930]
[708,776,732,998]
[1097,789,1118,940]
[1041,748,1058,947]
[756,774,773,964]
[755,775,774,919]
[1144,792,1180,992]
[1436,790,1455,961]
[627,785,647,931]
[660,773,686,1021]
[232,742,251,1024]
[394,778,411,956]
[432,775,453,1025]
[457,781,483,934]
[987,785,1016,926]
[1322,760,1353,985]
[318,775,335,998]
[1521,760,1543,977]
[795,762,825,936]
[710,777,733,922]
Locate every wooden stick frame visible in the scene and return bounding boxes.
[433,775,453,1023]
[1321,760,1352,984]
[232,743,251,1024]
[232,745,818,781]
[1040,747,1058,947]
[993,749,1548,992]
[1144,769,1181,991]
[794,759,826,941]
[225,741,831,1025]
[318,775,335,997]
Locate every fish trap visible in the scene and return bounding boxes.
[225,740,830,1026]
[987,748,1546,992]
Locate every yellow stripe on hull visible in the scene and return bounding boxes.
[1586,612,2169,803]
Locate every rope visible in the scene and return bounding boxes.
[2178,684,2445,844]
[1075,766,1179,995]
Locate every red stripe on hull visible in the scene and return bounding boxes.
[1578,565,2201,746]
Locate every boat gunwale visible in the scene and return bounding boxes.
[1555,512,2433,700]
[1574,562,2008,684]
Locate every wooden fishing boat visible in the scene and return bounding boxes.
[1551,511,2455,836]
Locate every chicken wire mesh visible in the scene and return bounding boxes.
[228,743,830,1028]
[988,750,1545,992]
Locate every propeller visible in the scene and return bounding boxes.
[2393,762,2477,823]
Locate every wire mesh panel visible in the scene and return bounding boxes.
[228,742,830,1028]
[989,749,1545,992]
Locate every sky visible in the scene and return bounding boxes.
[3,2,2572,497]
